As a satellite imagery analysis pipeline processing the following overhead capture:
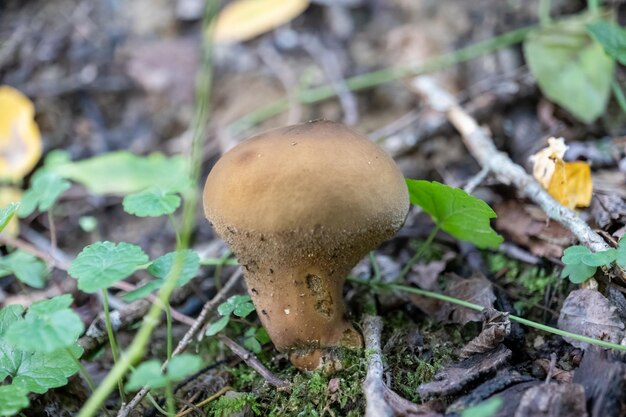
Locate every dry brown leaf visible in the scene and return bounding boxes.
[0,86,42,182]
[459,308,510,359]
[514,383,587,417]
[495,201,574,258]
[213,0,310,44]
[558,288,625,350]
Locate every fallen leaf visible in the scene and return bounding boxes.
[591,194,626,229]
[213,0,310,44]
[0,86,42,182]
[459,308,511,359]
[494,201,574,258]
[515,383,587,417]
[530,137,593,209]
[547,160,592,209]
[558,288,625,350]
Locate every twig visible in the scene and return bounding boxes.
[411,75,609,254]
[116,269,243,417]
[463,166,490,194]
[362,315,393,417]
[218,335,291,391]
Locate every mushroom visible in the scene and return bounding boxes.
[203,120,409,370]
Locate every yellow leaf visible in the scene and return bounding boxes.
[0,187,22,236]
[213,0,310,44]
[547,160,592,209]
[0,86,42,182]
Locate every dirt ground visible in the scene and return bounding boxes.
[1,0,626,416]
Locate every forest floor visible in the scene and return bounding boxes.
[1,0,626,416]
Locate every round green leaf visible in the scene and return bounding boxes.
[206,315,230,336]
[69,241,149,293]
[0,385,29,416]
[147,250,200,286]
[123,188,181,217]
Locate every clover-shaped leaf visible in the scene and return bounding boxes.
[123,250,200,302]
[123,187,181,217]
[0,385,29,416]
[18,171,71,218]
[205,316,230,336]
[561,245,598,284]
[0,303,83,395]
[4,295,84,352]
[617,239,626,269]
[125,354,202,391]
[69,241,149,292]
[581,248,617,267]
[218,295,255,318]
[405,180,503,249]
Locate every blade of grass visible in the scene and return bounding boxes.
[228,24,535,136]
[76,2,219,416]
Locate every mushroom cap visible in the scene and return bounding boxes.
[203,120,409,244]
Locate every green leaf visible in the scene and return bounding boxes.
[69,241,149,293]
[243,336,262,353]
[18,171,71,218]
[125,355,202,392]
[617,239,626,269]
[561,245,591,264]
[166,354,202,381]
[524,15,615,124]
[233,301,256,318]
[587,20,626,65]
[218,295,254,317]
[125,360,167,391]
[582,248,617,267]
[462,397,502,417]
[50,151,190,195]
[0,304,83,394]
[206,315,230,336]
[561,263,597,284]
[405,180,503,249]
[123,250,201,301]
[5,296,84,352]
[0,385,29,417]
[147,250,200,286]
[123,187,181,217]
[0,251,48,288]
[255,327,271,344]
[0,202,19,233]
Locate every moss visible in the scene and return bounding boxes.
[207,393,261,417]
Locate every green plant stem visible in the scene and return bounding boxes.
[76,3,217,415]
[356,280,626,353]
[397,227,439,280]
[65,347,95,393]
[101,289,125,402]
[369,252,382,282]
[612,79,626,115]
[165,303,173,361]
[199,257,239,266]
[587,0,600,13]
[167,213,181,247]
[213,250,232,290]
[539,0,552,25]
[146,393,169,416]
[228,24,535,136]
[165,381,175,416]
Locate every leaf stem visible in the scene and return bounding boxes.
[612,79,626,115]
[165,303,173,361]
[396,227,439,280]
[76,2,218,415]
[539,0,552,25]
[102,289,125,402]
[65,347,95,393]
[587,0,600,14]
[165,380,175,416]
[351,278,626,353]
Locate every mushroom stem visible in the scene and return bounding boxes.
[243,261,362,370]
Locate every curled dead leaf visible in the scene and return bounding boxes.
[212,0,310,44]
[0,86,42,182]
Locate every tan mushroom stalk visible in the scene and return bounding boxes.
[203,120,409,370]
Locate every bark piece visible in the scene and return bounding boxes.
[417,344,511,399]
[573,347,626,417]
[514,382,588,417]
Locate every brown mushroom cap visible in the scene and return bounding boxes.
[203,120,409,370]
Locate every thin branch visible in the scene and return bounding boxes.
[116,269,243,417]
[219,335,291,391]
[362,315,393,417]
[411,75,609,253]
